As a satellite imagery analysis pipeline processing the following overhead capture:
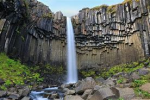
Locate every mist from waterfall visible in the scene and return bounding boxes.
[66,17,78,83]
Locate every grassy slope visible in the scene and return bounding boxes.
[81,58,150,99]
[0,53,42,90]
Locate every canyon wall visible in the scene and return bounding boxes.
[0,0,150,70]
[73,0,150,69]
[0,0,67,67]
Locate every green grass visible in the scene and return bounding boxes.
[132,80,148,88]
[107,5,117,14]
[134,88,150,98]
[91,4,108,10]
[0,53,43,90]
[100,62,144,78]
[132,74,150,98]
[81,70,95,77]
[117,77,126,84]
[80,58,148,79]
[80,58,150,99]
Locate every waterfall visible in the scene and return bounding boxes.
[66,17,78,83]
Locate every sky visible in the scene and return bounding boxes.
[37,0,124,17]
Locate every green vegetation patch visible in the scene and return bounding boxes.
[0,53,43,90]
[132,74,150,98]
[122,0,139,4]
[80,58,148,79]
[31,64,65,75]
[90,0,140,13]
[122,0,132,4]
[134,88,150,98]
[117,77,127,84]
[80,58,150,98]
[107,5,117,14]
[100,62,144,78]
[81,70,96,78]
[42,13,53,18]
[91,4,108,10]
[22,0,30,18]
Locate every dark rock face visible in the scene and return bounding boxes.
[0,0,150,73]
[0,0,66,84]
[72,0,150,69]
[0,0,66,67]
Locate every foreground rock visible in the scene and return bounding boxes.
[112,87,135,100]
[88,87,116,100]
[138,68,150,76]
[21,97,30,100]
[0,85,31,100]
[140,83,150,93]
[0,91,7,97]
[81,89,93,99]
[64,95,84,100]
[75,77,96,94]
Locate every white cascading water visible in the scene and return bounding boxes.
[29,17,78,100]
[66,17,78,83]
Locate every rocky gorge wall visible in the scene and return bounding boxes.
[0,0,150,71]
[73,0,150,69]
[0,0,67,67]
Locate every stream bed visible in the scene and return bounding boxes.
[30,87,64,100]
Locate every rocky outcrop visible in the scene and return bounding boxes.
[0,85,31,100]
[72,0,150,69]
[0,0,150,73]
[75,77,96,94]
[59,65,150,100]
[0,0,67,84]
[60,77,136,100]
[0,0,66,67]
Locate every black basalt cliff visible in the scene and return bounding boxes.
[72,0,150,69]
[0,0,66,67]
[0,0,150,70]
